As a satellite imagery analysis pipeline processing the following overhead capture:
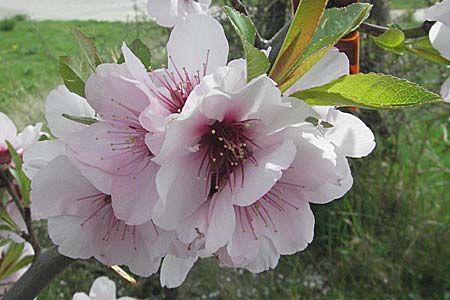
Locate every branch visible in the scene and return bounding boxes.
[359,21,436,38]
[3,247,75,300]
[229,0,267,48]
[0,168,40,257]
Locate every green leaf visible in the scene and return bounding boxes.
[372,28,406,54]
[276,3,372,92]
[243,41,270,81]
[224,6,269,81]
[405,37,450,65]
[6,141,30,205]
[2,255,33,278]
[72,28,103,71]
[0,242,24,277]
[290,73,444,109]
[270,0,328,82]
[223,6,256,45]
[59,56,86,98]
[118,39,152,69]
[62,113,98,126]
[373,28,405,48]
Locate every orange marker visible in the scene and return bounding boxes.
[328,0,360,75]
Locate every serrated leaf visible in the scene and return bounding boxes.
[224,6,269,81]
[72,28,103,71]
[223,6,256,45]
[270,0,328,82]
[290,73,443,109]
[59,56,86,98]
[243,41,270,81]
[62,113,98,126]
[275,3,372,92]
[373,28,405,48]
[117,39,152,69]
[6,141,30,205]
[405,37,450,65]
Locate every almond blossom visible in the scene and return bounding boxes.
[147,0,211,27]
[0,112,42,165]
[66,44,164,226]
[425,0,450,102]
[72,276,136,300]
[31,155,170,277]
[154,48,375,284]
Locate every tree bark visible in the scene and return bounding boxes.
[3,247,74,300]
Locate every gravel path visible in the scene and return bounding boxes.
[0,0,428,23]
[0,0,147,22]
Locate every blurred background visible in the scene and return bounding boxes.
[0,0,449,299]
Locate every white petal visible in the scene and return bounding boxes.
[425,0,450,27]
[89,276,116,300]
[429,22,450,61]
[230,138,297,207]
[0,112,17,150]
[45,85,95,139]
[205,192,236,253]
[14,123,42,153]
[285,48,349,95]
[30,156,100,218]
[167,14,229,76]
[321,108,376,158]
[147,0,179,27]
[48,215,95,260]
[23,140,66,180]
[160,254,197,288]
[72,292,91,300]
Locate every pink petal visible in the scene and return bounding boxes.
[154,152,208,230]
[45,85,95,139]
[205,192,235,253]
[111,161,160,225]
[167,14,228,77]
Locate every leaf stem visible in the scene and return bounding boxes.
[358,21,436,38]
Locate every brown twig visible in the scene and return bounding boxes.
[359,21,436,38]
[0,168,40,257]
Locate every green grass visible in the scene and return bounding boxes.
[0,18,169,128]
[1,11,449,300]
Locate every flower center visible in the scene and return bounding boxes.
[150,51,210,113]
[198,119,259,196]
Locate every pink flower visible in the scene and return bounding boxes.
[154,69,303,252]
[31,156,171,277]
[66,44,165,225]
[23,85,95,180]
[147,0,211,28]
[72,276,136,300]
[140,14,228,123]
[0,112,42,164]
[153,49,376,281]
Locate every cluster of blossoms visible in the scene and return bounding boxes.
[19,0,378,288]
[425,0,450,102]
